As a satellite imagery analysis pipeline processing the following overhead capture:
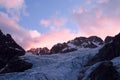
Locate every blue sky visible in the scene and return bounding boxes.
[0,0,120,50]
[19,0,84,33]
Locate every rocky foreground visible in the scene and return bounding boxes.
[0,30,32,74]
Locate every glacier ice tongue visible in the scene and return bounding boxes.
[0,48,100,80]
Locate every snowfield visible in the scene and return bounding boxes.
[0,48,100,80]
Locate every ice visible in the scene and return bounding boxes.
[0,48,100,80]
[81,62,101,80]
[111,57,120,73]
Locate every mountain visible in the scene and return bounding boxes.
[0,29,120,80]
[78,33,120,80]
[27,47,50,55]
[27,36,103,55]
[104,36,113,44]
[87,33,120,66]
[0,30,32,74]
[50,36,103,53]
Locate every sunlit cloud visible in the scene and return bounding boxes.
[26,29,75,50]
[40,19,50,27]
[98,0,110,3]
[0,0,120,50]
[72,0,120,39]
[73,7,88,14]
[0,11,40,50]
[0,0,27,21]
[40,17,67,30]
[0,11,74,50]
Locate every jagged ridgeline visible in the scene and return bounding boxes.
[0,30,32,74]
[27,36,104,55]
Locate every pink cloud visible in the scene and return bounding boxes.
[40,17,67,26]
[86,0,91,4]
[72,0,120,39]
[98,0,109,3]
[0,0,25,9]
[73,7,88,14]
[86,0,109,4]
[77,17,120,39]
[0,12,75,50]
[0,0,27,22]
[53,18,67,26]
[26,29,75,50]
[40,19,50,27]
[40,17,67,30]
[0,12,41,50]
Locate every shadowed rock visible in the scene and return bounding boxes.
[87,33,120,66]
[27,47,50,55]
[50,36,103,54]
[0,30,32,74]
[78,61,120,80]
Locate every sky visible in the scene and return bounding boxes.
[0,0,120,50]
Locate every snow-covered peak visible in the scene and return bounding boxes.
[50,36,103,53]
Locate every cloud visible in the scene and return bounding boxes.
[0,12,75,50]
[73,7,88,14]
[0,0,74,50]
[27,29,76,50]
[40,19,50,27]
[86,0,109,4]
[0,0,27,21]
[72,0,120,39]
[40,17,67,30]
[0,12,41,50]
[98,0,109,3]
[1,0,120,51]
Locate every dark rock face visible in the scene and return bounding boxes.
[50,43,77,53]
[87,33,120,66]
[72,36,103,48]
[0,57,32,74]
[0,30,25,62]
[89,61,119,80]
[79,61,120,80]
[104,36,113,44]
[27,47,50,55]
[50,36,103,54]
[51,43,68,53]
[0,30,32,74]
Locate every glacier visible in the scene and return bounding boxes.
[0,48,100,80]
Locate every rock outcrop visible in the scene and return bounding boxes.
[104,36,113,44]
[87,33,120,66]
[78,61,120,80]
[27,47,50,55]
[50,36,103,53]
[0,30,32,74]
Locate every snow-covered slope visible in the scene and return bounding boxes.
[112,57,120,73]
[50,36,103,54]
[0,48,100,80]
